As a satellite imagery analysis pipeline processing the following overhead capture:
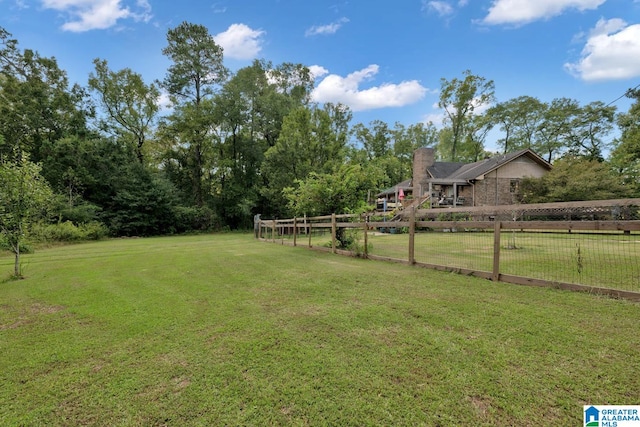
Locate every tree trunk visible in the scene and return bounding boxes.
[14,243,20,278]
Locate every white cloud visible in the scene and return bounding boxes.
[425,1,454,17]
[14,0,29,9]
[214,23,265,60]
[41,0,152,32]
[308,65,329,80]
[157,90,172,112]
[211,3,227,13]
[482,0,606,26]
[423,112,447,127]
[565,18,640,81]
[311,64,428,112]
[305,17,349,36]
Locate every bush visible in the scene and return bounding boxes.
[59,203,101,224]
[173,206,217,233]
[28,221,108,243]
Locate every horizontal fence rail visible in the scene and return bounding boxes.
[257,199,640,301]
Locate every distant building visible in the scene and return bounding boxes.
[377,148,552,210]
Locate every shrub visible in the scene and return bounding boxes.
[28,221,108,243]
[173,206,217,233]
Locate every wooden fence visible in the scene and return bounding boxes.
[257,199,640,301]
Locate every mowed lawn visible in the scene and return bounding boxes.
[1,234,639,426]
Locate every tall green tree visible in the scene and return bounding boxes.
[391,121,439,181]
[161,22,228,105]
[0,153,53,277]
[0,27,90,163]
[488,95,545,153]
[88,58,160,163]
[534,98,580,162]
[66,137,182,236]
[438,70,495,161]
[160,21,229,207]
[209,60,314,225]
[610,88,640,192]
[261,62,314,146]
[566,101,616,161]
[354,120,391,161]
[462,113,494,161]
[262,103,351,217]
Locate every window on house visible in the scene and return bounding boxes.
[510,179,520,193]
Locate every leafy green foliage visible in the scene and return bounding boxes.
[284,163,381,217]
[0,154,53,277]
[1,24,638,238]
[519,156,632,203]
[438,70,495,161]
[487,95,545,154]
[263,104,351,217]
[28,220,108,242]
[88,58,160,163]
[0,29,91,163]
[161,21,228,104]
[610,88,640,193]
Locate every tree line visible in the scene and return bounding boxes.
[1,22,639,246]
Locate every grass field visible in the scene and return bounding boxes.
[281,229,640,291]
[1,233,639,426]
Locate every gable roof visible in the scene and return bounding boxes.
[377,179,412,197]
[380,148,552,196]
[428,148,551,183]
[427,162,466,179]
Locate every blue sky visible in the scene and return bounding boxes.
[2,0,640,144]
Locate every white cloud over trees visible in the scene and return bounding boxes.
[311,64,427,111]
[214,24,265,60]
[565,18,640,81]
[41,0,152,32]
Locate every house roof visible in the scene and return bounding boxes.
[377,179,412,197]
[453,148,551,181]
[383,148,552,193]
[429,148,551,184]
[427,162,466,179]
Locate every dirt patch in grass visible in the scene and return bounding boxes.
[468,395,492,417]
[0,302,65,330]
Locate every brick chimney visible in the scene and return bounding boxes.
[412,147,435,198]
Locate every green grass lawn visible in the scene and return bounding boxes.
[362,230,640,291]
[1,233,639,426]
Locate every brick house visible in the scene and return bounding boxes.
[411,147,552,208]
[377,147,552,209]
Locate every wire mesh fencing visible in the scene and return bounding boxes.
[258,199,640,299]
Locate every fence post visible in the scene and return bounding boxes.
[493,221,501,281]
[363,214,369,258]
[258,221,262,239]
[272,219,276,243]
[308,220,312,248]
[332,213,337,254]
[293,217,297,247]
[409,206,416,264]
